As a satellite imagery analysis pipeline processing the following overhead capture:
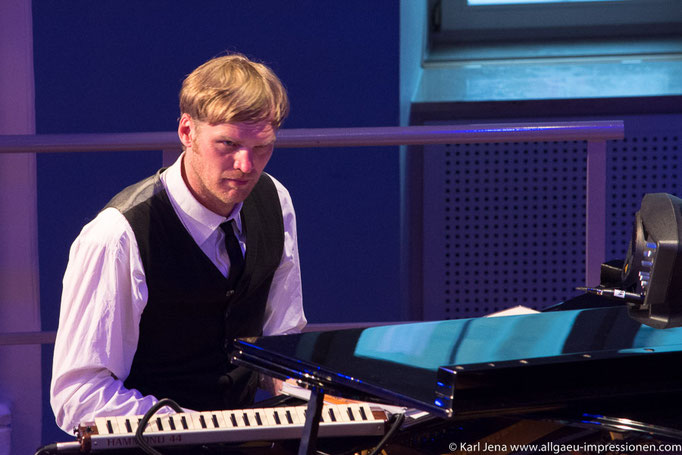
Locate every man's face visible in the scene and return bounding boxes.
[179,114,276,216]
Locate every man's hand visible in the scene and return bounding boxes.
[259,374,284,396]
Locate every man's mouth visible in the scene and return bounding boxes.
[224,177,251,187]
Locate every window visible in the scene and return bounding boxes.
[435,0,682,43]
[468,0,624,4]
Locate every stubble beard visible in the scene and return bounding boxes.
[185,143,256,216]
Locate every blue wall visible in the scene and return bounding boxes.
[400,0,426,126]
[33,1,400,444]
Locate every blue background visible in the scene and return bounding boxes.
[33,1,401,443]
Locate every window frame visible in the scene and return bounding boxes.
[437,0,682,43]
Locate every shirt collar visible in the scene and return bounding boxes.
[162,154,244,244]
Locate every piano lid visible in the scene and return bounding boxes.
[232,305,682,418]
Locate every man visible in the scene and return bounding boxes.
[50,53,306,433]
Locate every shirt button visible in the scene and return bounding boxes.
[226,289,235,298]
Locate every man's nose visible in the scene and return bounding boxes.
[233,148,254,173]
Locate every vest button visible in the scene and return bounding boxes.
[226,289,235,298]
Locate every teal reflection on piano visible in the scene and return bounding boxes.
[233,306,682,417]
[354,308,682,371]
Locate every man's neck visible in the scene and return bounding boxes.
[179,154,236,217]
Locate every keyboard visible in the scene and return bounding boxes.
[77,403,387,451]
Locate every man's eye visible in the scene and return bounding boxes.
[221,141,237,147]
[254,145,273,154]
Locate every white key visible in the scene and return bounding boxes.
[357,404,374,421]
[159,415,177,432]
[281,407,301,425]
[198,411,220,429]
[260,408,280,426]
[143,418,159,433]
[228,410,249,427]
[208,411,226,428]
[219,410,238,428]
[176,413,195,430]
[191,413,211,430]
[324,404,344,423]
[345,404,361,422]
[115,416,136,434]
[248,409,266,427]
[95,417,116,435]
[239,409,251,428]
[294,406,308,424]
[333,405,351,422]
[266,407,295,426]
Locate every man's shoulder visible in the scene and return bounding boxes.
[105,171,165,214]
[260,173,295,221]
[263,172,285,192]
[260,173,292,204]
[75,208,136,251]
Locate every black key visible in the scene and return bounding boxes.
[273,411,281,425]
[156,417,163,431]
[347,407,355,421]
[212,414,219,428]
[359,407,367,420]
[329,408,337,422]
[125,419,132,433]
[285,410,293,424]
[106,420,113,434]
[255,412,263,426]
[169,416,176,431]
[230,413,238,427]
[243,413,250,426]
[181,416,188,430]
[199,415,207,429]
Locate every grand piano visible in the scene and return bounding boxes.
[40,193,682,454]
[232,303,682,454]
[231,192,682,454]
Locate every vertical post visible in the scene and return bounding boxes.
[585,140,607,287]
[401,144,425,321]
[298,386,325,455]
[0,0,41,453]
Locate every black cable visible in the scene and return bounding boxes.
[366,413,405,455]
[34,443,59,455]
[34,441,82,455]
[134,398,184,455]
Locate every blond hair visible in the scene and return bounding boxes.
[179,54,289,128]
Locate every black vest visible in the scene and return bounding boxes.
[104,169,284,411]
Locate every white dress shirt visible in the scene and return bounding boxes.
[50,155,305,433]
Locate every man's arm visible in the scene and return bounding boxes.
[50,208,159,433]
[261,176,306,336]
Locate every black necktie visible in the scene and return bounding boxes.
[220,221,244,289]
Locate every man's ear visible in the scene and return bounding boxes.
[178,113,194,149]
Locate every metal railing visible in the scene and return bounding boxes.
[0,120,625,345]
[0,121,623,152]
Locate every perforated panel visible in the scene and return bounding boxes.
[607,117,682,263]
[422,114,682,320]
